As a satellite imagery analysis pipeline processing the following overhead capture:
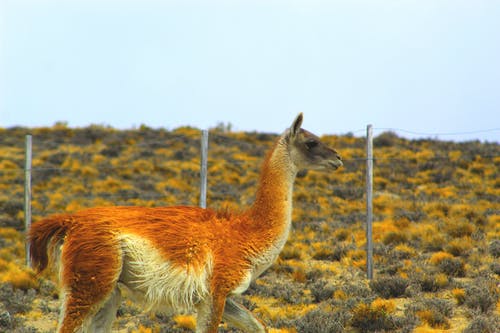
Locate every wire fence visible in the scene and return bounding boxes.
[1,125,498,277]
[2,129,498,216]
[348,126,500,138]
[1,126,498,172]
[2,129,498,210]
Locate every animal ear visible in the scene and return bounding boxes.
[290,113,303,138]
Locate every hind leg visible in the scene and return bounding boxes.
[59,287,121,333]
[57,233,123,333]
[58,281,122,333]
[85,287,122,332]
[222,298,266,332]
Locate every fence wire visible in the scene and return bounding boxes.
[2,126,498,275]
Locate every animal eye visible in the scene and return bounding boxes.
[305,140,318,149]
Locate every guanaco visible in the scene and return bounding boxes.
[28,113,342,333]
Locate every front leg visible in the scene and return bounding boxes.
[196,293,227,333]
[222,298,266,333]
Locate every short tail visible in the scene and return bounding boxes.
[28,214,72,273]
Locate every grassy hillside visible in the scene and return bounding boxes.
[0,124,499,332]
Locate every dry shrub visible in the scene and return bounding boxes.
[312,248,337,261]
[429,251,466,276]
[347,248,366,261]
[421,232,446,252]
[312,244,350,261]
[462,315,500,333]
[489,239,500,258]
[292,307,349,333]
[444,238,472,257]
[464,278,499,314]
[334,228,350,241]
[369,275,409,299]
[350,299,396,333]
[0,283,36,315]
[412,272,448,293]
[451,288,466,305]
[437,257,466,277]
[393,244,416,259]
[279,246,302,260]
[309,280,335,303]
[490,261,500,275]
[0,303,12,330]
[333,289,348,301]
[434,273,449,289]
[382,230,409,245]
[443,220,475,238]
[292,268,307,283]
[415,309,450,329]
[405,297,453,330]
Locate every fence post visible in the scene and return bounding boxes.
[24,134,32,268]
[366,125,374,279]
[200,129,209,208]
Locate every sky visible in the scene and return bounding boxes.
[1,0,499,142]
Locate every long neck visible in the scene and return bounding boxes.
[247,136,298,229]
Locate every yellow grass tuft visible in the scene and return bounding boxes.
[25,309,43,320]
[435,186,456,198]
[415,309,450,329]
[265,303,317,322]
[173,314,196,330]
[445,237,473,256]
[373,218,398,241]
[250,295,316,323]
[334,228,351,241]
[130,325,157,333]
[429,251,454,265]
[0,227,20,239]
[0,261,39,290]
[0,160,19,169]
[269,329,297,333]
[413,324,449,333]
[333,289,348,300]
[351,299,394,331]
[434,273,449,289]
[291,267,307,283]
[371,298,396,314]
[0,258,9,271]
[395,244,416,257]
[443,220,475,238]
[451,288,466,305]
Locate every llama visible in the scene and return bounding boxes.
[28,113,342,333]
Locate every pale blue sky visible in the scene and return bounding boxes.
[1,0,499,141]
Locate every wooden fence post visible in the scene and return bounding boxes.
[366,125,374,279]
[200,129,209,208]
[24,134,32,267]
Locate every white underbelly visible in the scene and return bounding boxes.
[118,234,213,313]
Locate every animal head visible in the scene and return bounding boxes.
[287,113,343,171]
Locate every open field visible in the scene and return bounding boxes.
[0,124,499,332]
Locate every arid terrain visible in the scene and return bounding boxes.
[0,124,499,332]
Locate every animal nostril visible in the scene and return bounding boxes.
[337,155,342,161]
